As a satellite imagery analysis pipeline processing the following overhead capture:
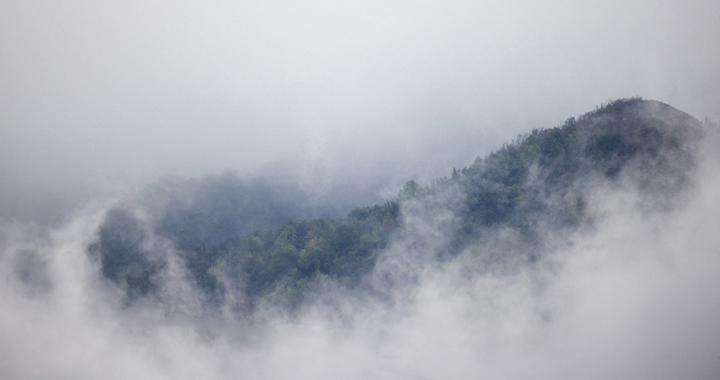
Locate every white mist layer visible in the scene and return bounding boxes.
[2,150,720,380]
[3,0,720,221]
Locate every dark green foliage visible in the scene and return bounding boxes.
[398,180,428,200]
[270,233,300,276]
[89,98,704,312]
[401,98,701,255]
[125,198,402,312]
[184,245,224,295]
[124,259,167,301]
[298,237,330,275]
[88,209,165,302]
[142,171,333,251]
[91,209,147,282]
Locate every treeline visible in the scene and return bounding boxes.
[89,98,704,312]
[406,97,700,258]
[188,200,400,310]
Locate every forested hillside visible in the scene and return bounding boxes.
[88,98,706,314]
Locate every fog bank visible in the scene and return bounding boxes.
[2,0,720,377]
[2,0,720,221]
[1,124,719,380]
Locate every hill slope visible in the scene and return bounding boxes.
[89,98,706,314]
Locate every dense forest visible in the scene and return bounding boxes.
[88,98,707,315]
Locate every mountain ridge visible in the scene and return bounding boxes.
[89,97,707,315]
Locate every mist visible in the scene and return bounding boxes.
[2,0,720,222]
[2,1,720,379]
[1,117,719,379]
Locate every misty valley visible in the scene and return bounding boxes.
[2,98,720,379]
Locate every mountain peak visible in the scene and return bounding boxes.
[90,99,707,311]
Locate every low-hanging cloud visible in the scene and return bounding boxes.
[2,0,720,222]
[2,0,720,378]
[1,118,719,380]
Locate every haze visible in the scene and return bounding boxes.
[2,0,720,218]
[1,1,720,379]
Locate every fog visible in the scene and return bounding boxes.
[1,120,719,379]
[2,0,720,220]
[2,1,720,379]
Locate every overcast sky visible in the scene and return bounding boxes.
[2,0,719,210]
[2,2,720,378]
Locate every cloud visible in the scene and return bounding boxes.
[2,0,720,219]
[1,1,720,378]
[1,126,719,380]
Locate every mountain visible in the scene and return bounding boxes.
[88,97,706,314]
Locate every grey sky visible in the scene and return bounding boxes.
[1,0,719,207]
[2,2,720,377]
